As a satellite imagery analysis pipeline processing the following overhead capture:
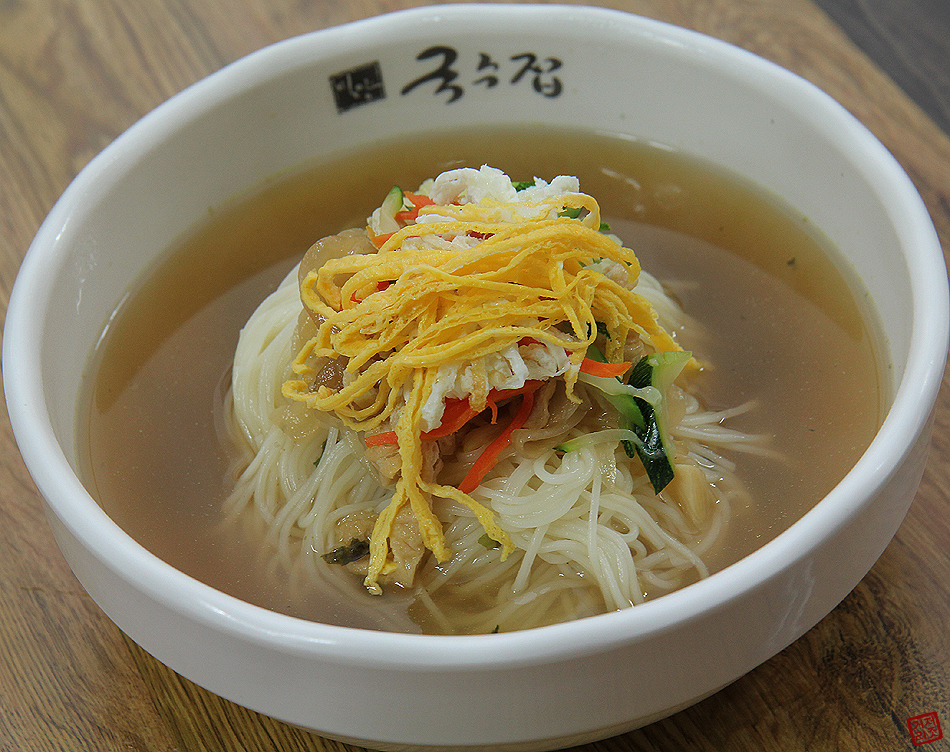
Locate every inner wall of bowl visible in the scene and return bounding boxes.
[43,9,913,467]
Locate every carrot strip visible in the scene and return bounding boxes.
[458,385,539,494]
[579,357,631,379]
[482,381,543,423]
[487,381,543,402]
[404,192,435,208]
[394,194,436,223]
[423,399,479,440]
[370,231,394,249]
[363,381,544,448]
[365,431,398,446]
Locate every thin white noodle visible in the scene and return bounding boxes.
[223,264,769,632]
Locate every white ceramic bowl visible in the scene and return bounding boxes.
[4,5,947,751]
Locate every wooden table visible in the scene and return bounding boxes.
[2,1,949,750]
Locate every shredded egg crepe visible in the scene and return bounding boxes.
[282,166,683,593]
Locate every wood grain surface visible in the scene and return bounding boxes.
[2,1,949,751]
[811,0,950,135]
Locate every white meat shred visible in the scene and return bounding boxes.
[419,339,575,430]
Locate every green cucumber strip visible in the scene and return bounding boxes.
[580,343,648,429]
[621,397,672,493]
[556,429,643,453]
[579,346,691,493]
[578,371,661,407]
[586,342,608,361]
[376,185,406,233]
[622,351,691,493]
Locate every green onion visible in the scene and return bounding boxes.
[322,538,370,565]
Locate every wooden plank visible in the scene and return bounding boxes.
[812,0,950,135]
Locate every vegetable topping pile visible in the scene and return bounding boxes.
[282,166,688,593]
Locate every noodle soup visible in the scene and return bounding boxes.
[79,126,885,634]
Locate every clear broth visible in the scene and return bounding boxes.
[79,126,886,632]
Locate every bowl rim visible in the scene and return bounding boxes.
[4,3,948,670]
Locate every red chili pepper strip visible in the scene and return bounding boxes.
[351,280,391,304]
[579,357,632,379]
[458,385,539,494]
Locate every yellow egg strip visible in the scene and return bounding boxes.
[416,193,602,230]
[284,197,682,592]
